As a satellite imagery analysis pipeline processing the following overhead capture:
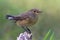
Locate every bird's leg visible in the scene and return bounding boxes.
[21,26,31,33]
[25,26,31,33]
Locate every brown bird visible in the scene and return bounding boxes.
[6,8,42,33]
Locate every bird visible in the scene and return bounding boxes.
[6,8,42,33]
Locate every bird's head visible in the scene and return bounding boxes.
[29,8,42,15]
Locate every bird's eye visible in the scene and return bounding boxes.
[34,10,36,12]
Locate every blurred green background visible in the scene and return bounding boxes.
[0,0,60,40]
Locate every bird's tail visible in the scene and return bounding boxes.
[6,15,22,20]
[6,15,15,20]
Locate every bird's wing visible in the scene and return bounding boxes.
[17,13,30,21]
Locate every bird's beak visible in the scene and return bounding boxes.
[37,10,42,13]
[36,10,42,15]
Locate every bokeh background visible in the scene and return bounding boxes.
[0,0,60,40]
